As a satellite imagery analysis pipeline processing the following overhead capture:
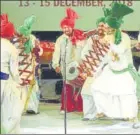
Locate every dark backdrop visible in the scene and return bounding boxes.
[32,31,139,42]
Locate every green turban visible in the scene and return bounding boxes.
[96,2,134,45]
[17,15,36,54]
[18,15,36,36]
[105,2,133,29]
[96,7,111,26]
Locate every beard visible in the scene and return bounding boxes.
[64,31,72,36]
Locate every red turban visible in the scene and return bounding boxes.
[60,8,85,45]
[0,14,15,38]
[60,8,79,29]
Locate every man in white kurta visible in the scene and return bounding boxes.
[1,14,24,134]
[15,16,40,114]
[91,33,138,119]
[80,22,110,121]
[52,8,85,113]
[90,2,139,121]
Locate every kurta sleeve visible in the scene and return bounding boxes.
[121,32,133,64]
[9,46,21,83]
[73,40,86,63]
[81,37,93,59]
[52,37,61,69]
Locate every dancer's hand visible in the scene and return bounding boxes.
[136,43,140,50]
[55,66,61,73]
[79,73,87,80]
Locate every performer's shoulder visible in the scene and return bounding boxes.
[121,32,131,40]
[55,34,66,42]
[1,38,13,47]
[1,38,17,53]
[121,31,131,49]
[1,38,8,43]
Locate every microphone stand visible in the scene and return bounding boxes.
[63,38,68,134]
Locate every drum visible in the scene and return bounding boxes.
[66,61,85,88]
[66,34,110,88]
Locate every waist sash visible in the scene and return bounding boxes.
[0,71,9,80]
[111,64,140,99]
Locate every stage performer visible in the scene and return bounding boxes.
[52,8,86,113]
[81,21,108,121]
[1,14,23,134]
[14,15,41,114]
[90,2,140,122]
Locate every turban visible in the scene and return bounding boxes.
[0,14,15,38]
[60,8,78,29]
[96,2,134,45]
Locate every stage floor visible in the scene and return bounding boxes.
[20,103,140,134]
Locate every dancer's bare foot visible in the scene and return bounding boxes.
[96,113,106,118]
[133,122,140,129]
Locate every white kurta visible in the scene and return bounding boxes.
[14,34,40,113]
[90,37,138,119]
[1,38,24,134]
[52,34,86,82]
